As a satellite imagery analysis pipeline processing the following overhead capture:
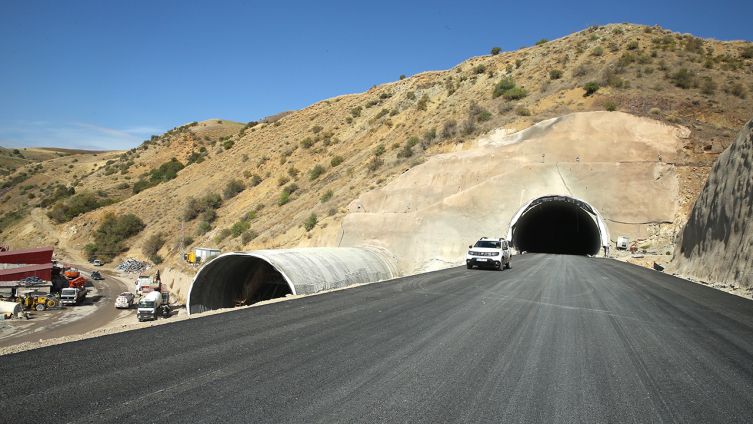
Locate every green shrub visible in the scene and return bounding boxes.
[223,179,246,199]
[399,75,406,80]
[303,213,317,232]
[143,233,165,257]
[728,83,747,99]
[184,192,222,221]
[365,100,379,108]
[367,156,384,171]
[492,77,516,98]
[351,106,362,117]
[503,87,528,100]
[605,101,618,111]
[183,235,194,246]
[379,92,392,99]
[424,127,436,141]
[473,64,487,74]
[701,77,717,95]
[197,221,211,235]
[311,125,323,133]
[241,230,258,244]
[151,254,163,265]
[310,164,325,180]
[223,140,234,150]
[491,47,501,55]
[375,108,389,119]
[374,144,386,156]
[231,220,250,238]
[247,210,256,220]
[535,38,548,46]
[278,190,290,206]
[300,137,314,149]
[215,228,232,243]
[406,91,416,100]
[549,69,563,79]
[88,212,145,262]
[416,94,429,111]
[741,45,753,59]
[331,156,344,167]
[516,107,531,116]
[250,174,262,186]
[583,81,600,95]
[669,68,696,89]
[320,189,333,203]
[277,176,290,186]
[477,111,492,122]
[626,41,639,50]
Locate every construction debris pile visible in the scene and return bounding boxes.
[116,258,153,274]
[18,276,48,286]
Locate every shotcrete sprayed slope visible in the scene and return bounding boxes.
[670,117,753,288]
[341,112,682,274]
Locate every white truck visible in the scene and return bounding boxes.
[137,290,170,321]
[59,287,87,306]
[135,272,161,296]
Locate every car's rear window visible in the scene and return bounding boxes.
[474,240,501,248]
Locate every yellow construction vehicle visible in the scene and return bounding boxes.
[20,291,57,311]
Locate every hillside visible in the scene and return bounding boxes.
[0,23,751,299]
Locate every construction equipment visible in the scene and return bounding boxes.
[60,276,88,306]
[19,291,57,311]
[64,267,80,279]
[135,270,162,296]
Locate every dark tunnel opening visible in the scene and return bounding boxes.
[512,201,602,255]
[189,255,293,314]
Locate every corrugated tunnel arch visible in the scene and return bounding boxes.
[506,195,610,256]
[187,247,401,315]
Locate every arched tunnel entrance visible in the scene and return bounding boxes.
[187,247,401,315]
[507,195,609,256]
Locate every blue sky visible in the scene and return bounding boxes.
[1,0,751,151]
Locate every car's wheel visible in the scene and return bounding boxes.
[466,263,472,269]
[35,303,45,311]
[506,261,511,269]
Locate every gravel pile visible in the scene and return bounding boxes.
[116,258,153,274]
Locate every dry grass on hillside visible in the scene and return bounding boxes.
[0,23,751,272]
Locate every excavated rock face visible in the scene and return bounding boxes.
[670,117,753,288]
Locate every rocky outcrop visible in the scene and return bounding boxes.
[670,117,753,288]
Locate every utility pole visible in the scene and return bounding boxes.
[180,216,185,262]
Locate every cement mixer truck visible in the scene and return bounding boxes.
[137,290,170,322]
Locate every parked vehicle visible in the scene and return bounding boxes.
[466,237,512,270]
[135,271,162,295]
[60,287,87,306]
[137,290,170,321]
[115,292,135,309]
[93,259,101,266]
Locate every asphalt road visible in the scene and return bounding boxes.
[2,254,753,423]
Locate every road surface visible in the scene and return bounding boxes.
[1,254,752,423]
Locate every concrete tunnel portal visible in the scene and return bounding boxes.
[507,195,610,256]
[187,247,401,315]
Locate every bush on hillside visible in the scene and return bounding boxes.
[491,47,501,55]
[549,69,563,80]
[143,232,165,257]
[184,192,223,221]
[87,212,145,262]
[583,81,600,96]
[223,179,246,199]
[303,213,317,232]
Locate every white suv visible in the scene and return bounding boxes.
[466,237,511,270]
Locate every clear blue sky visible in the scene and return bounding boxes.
[1,0,750,151]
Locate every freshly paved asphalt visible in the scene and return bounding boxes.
[2,254,753,423]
